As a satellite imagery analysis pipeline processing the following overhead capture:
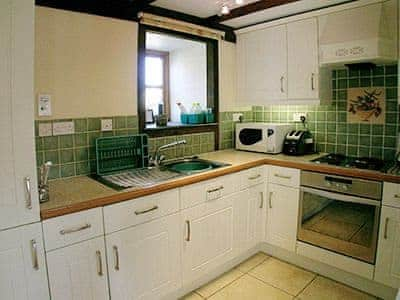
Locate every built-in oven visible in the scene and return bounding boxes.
[298,171,382,264]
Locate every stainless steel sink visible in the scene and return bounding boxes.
[162,157,230,175]
[93,157,230,190]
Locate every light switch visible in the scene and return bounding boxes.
[101,119,113,131]
[38,123,52,137]
[53,121,74,135]
[38,94,52,116]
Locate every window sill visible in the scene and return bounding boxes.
[143,122,218,137]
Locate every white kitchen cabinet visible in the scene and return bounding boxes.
[234,183,267,254]
[0,222,49,300]
[106,213,181,300]
[237,24,287,104]
[0,0,39,230]
[46,236,109,300]
[375,206,400,288]
[266,183,300,252]
[181,195,235,285]
[287,18,319,100]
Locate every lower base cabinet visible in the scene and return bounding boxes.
[106,213,181,300]
[266,183,299,252]
[0,222,49,300]
[375,206,400,288]
[234,183,267,254]
[181,196,235,285]
[46,236,108,300]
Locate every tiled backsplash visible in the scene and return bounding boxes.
[35,116,215,179]
[219,111,253,149]
[252,64,398,160]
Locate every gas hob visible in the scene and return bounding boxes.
[312,153,386,172]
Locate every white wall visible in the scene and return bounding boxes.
[169,43,207,122]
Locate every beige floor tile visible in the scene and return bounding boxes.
[249,258,316,296]
[208,274,293,300]
[180,292,204,300]
[297,276,377,300]
[235,252,270,273]
[196,269,243,298]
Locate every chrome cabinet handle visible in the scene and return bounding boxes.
[30,239,39,270]
[185,220,191,241]
[311,73,315,90]
[248,174,261,180]
[268,192,273,209]
[384,217,389,239]
[259,192,264,209]
[280,76,284,93]
[274,173,291,180]
[113,246,120,270]
[24,177,32,209]
[59,223,91,235]
[96,250,103,276]
[207,186,224,193]
[134,205,158,215]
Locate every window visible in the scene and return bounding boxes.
[145,50,169,118]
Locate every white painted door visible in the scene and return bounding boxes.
[375,206,400,288]
[287,18,319,100]
[234,184,267,254]
[0,0,39,230]
[182,196,235,285]
[0,222,49,300]
[237,25,287,104]
[266,183,300,252]
[46,237,109,300]
[106,213,181,300]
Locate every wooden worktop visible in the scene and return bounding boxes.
[40,149,400,220]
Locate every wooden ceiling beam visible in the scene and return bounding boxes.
[207,0,300,23]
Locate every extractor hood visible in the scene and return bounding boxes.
[319,0,398,66]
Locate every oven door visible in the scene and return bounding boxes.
[298,186,380,264]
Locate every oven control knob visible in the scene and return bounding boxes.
[335,183,340,188]
[342,185,348,191]
[325,181,331,187]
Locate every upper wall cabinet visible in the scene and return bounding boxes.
[287,18,319,101]
[0,0,39,230]
[237,17,323,105]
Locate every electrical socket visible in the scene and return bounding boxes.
[232,113,243,122]
[101,119,113,131]
[53,121,74,136]
[293,112,307,122]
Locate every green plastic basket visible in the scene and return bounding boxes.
[95,134,149,175]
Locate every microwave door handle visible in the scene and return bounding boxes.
[300,186,380,207]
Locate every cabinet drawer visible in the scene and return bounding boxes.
[43,208,104,251]
[383,182,400,208]
[268,166,300,187]
[104,189,179,234]
[180,174,239,209]
[239,166,267,190]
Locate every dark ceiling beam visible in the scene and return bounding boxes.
[207,0,300,23]
[141,5,236,42]
[35,0,236,42]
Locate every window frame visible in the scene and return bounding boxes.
[138,24,219,147]
[145,50,170,119]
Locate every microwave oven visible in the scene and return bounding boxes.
[235,123,292,154]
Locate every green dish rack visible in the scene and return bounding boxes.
[95,134,149,175]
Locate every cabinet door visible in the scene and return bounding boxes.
[182,196,235,285]
[46,237,109,300]
[234,184,267,254]
[0,0,39,230]
[266,183,300,252]
[237,25,287,104]
[106,213,181,300]
[287,18,319,100]
[375,206,400,288]
[0,223,49,300]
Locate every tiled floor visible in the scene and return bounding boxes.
[182,252,377,300]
